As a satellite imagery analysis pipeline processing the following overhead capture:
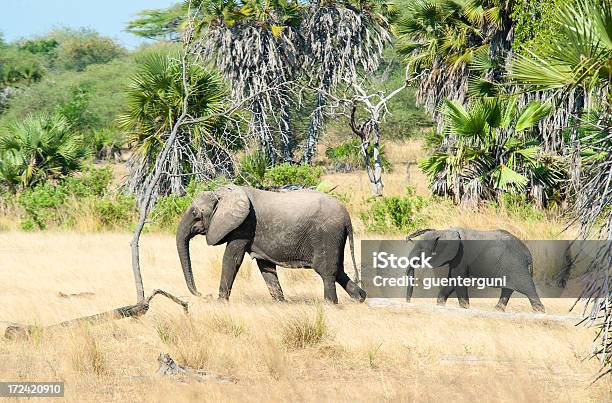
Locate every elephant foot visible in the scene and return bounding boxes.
[354,288,367,303]
[532,304,545,313]
[217,295,230,303]
[495,304,506,312]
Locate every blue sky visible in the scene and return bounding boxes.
[1,0,178,48]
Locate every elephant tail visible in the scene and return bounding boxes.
[347,221,360,284]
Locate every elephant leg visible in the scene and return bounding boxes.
[405,267,415,303]
[336,271,366,302]
[218,240,248,300]
[257,259,285,302]
[527,292,545,313]
[495,288,514,311]
[437,286,455,306]
[456,286,470,309]
[517,280,545,313]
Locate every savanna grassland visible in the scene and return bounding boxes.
[0,140,609,402]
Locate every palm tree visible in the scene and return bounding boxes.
[302,0,395,163]
[510,0,612,379]
[191,0,304,164]
[118,51,228,204]
[0,113,89,191]
[394,0,511,123]
[420,97,565,206]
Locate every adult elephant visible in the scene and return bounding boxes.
[404,228,545,312]
[176,184,366,303]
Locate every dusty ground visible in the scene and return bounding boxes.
[0,232,609,402]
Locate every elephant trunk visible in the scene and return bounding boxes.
[176,210,201,297]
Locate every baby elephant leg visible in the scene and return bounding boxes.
[495,288,514,311]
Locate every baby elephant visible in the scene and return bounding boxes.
[405,228,545,312]
[176,184,366,304]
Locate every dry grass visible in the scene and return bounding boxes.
[0,231,609,402]
[0,139,605,401]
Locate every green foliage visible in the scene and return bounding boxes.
[495,193,546,222]
[126,3,186,40]
[510,0,564,53]
[0,46,46,85]
[0,58,135,132]
[420,97,566,206]
[236,150,270,188]
[17,182,68,230]
[87,128,124,160]
[325,139,392,172]
[236,151,322,187]
[54,84,99,131]
[118,50,226,161]
[510,0,612,103]
[264,163,322,187]
[91,196,136,228]
[15,167,136,230]
[360,187,427,233]
[52,28,126,72]
[18,38,59,59]
[62,167,113,197]
[0,113,90,190]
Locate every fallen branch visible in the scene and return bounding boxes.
[4,289,189,340]
[156,352,236,384]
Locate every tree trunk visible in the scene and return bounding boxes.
[370,120,384,196]
[279,101,294,162]
[252,99,276,165]
[303,78,329,164]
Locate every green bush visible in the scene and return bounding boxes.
[52,28,126,72]
[325,139,392,172]
[91,195,136,228]
[16,167,124,230]
[236,150,270,188]
[360,187,427,233]
[264,163,322,187]
[63,167,113,197]
[17,182,67,229]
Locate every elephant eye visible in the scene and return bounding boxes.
[192,208,199,218]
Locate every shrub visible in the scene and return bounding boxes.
[17,182,67,229]
[325,139,392,172]
[360,187,427,233]
[53,28,126,71]
[16,168,132,230]
[63,167,113,198]
[91,195,136,228]
[281,305,328,349]
[88,127,124,160]
[236,150,270,187]
[264,163,322,187]
[0,113,90,190]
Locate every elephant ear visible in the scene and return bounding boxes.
[431,230,461,267]
[206,185,250,246]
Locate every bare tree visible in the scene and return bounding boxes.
[348,81,408,196]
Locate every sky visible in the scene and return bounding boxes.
[1,0,178,49]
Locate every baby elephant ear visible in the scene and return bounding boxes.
[206,185,250,246]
